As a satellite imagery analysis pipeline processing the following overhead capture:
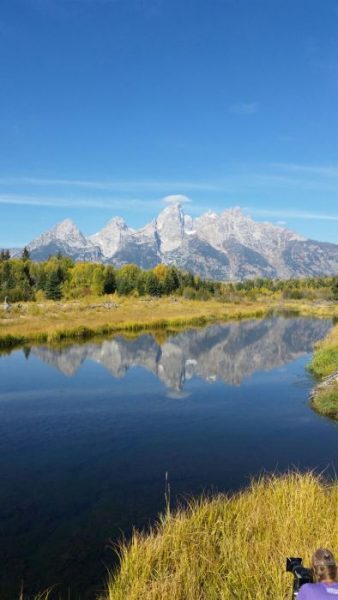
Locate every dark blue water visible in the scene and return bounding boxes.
[0,317,337,599]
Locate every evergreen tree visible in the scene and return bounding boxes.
[163,267,180,294]
[45,270,62,300]
[103,266,117,294]
[22,247,30,260]
[145,272,162,296]
[1,261,14,290]
[0,249,10,260]
[332,278,338,301]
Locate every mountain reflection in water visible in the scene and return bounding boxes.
[32,317,332,391]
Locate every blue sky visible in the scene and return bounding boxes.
[1,0,338,246]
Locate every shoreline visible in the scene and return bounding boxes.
[1,295,337,420]
[308,322,338,421]
[1,297,337,350]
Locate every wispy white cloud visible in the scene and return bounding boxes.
[0,193,163,210]
[162,194,191,204]
[229,102,258,115]
[252,161,338,193]
[271,162,338,178]
[2,161,338,211]
[27,0,162,16]
[0,176,222,193]
[247,208,338,222]
[252,173,338,193]
[28,0,118,7]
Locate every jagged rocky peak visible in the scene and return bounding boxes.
[54,218,86,241]
[155,202,188,252]
[108,216,129,228]
[156,202,184,226]
[54,217,78,232]
[194,206,304,252]
[89,216,132,258]
[221,207,304,240]
[29,218,88,250]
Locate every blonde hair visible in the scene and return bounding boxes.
[312,548,337,583]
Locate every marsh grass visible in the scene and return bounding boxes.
[311,384,338,419]
[309,323,338,420]
[104,472,338,600]
[0,297,271,349]
[19,590,53,600]
[1,297,337,350]
[309,324,338,378]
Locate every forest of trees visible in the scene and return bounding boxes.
[0,249,337,303]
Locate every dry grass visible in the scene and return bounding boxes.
[0,296,268,348]
[103,472,338,600]
[19,591,53,600]
[275,300,338,319]
[309,323,338,379]
[309,323,338,420]
[311,384,338,420]
[1,296,337,349]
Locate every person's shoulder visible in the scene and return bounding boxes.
[323,582,338,594]
[298,583,312,598]
[298,582,338,598]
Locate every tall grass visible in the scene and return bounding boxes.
[309,323,338,378]
[309,323,338,420]
[0,298,271,349]
[311,385,338,419]
[1,296,337,350]
[19,591,53,600]
[104,472,338,600]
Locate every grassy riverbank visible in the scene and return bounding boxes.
[23,473,338,600]
[0,296,267,348]
[309,323,338,420]
[1,296,337,349]
[102,472,337,600]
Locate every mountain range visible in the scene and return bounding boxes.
[24,204,338,281]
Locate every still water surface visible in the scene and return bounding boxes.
[0,316,337,599]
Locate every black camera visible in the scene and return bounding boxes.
[286,557,313,598]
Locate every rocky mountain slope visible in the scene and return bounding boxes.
[27,219,101,262]
[24,204,338,280]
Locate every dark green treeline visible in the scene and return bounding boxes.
[0,249,337,302]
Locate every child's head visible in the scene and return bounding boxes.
[312,548,337,583]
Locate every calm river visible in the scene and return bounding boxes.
[0,316,337,599]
